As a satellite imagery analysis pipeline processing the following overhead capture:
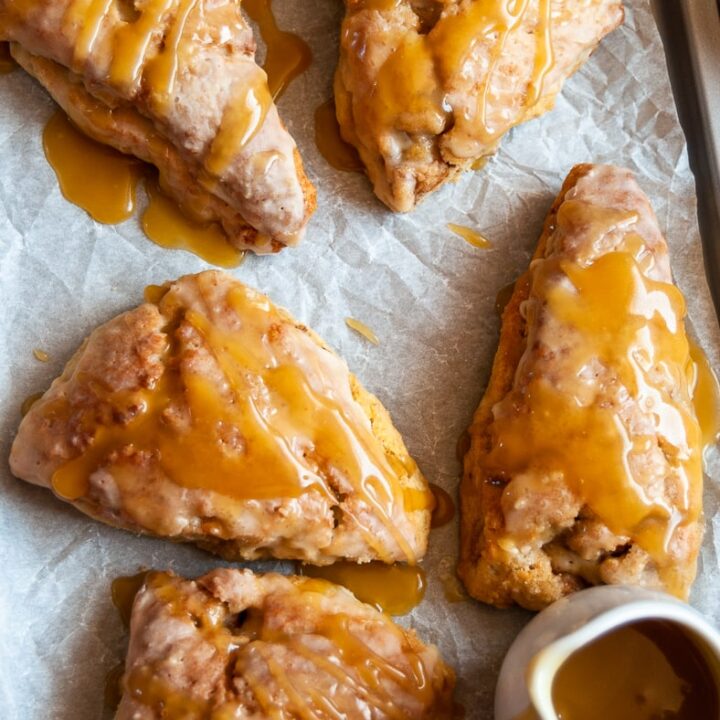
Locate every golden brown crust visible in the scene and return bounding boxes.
[117,569,456,719]
[10,271,430,564]
[458,166,591,609]
[12,45,316,253]
[334,3,624,212]
[458,164,702,610]
[3,0,316,251]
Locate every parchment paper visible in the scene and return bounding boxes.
[1,2,719,718]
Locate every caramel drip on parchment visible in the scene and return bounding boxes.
[142,177,245,267]
[42,109,245,264]
[20,391,43,417]
[485,201,702,597]
[111,570,150,627]
[242,0,312,100]
[429,483,455,528]
[49,279,426,562]
[43,110,142,225]
[123,572,446,719]
[688,339,720,454]
[345,317,379,345]
[314,98,363,173]
[447,223,491,249]
[299,561,426,615]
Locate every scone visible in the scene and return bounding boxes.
[0,0,315,252]
[115,569,456,719]
[10,271,432,564]
[335,1,624,212]
[459,164,703,610]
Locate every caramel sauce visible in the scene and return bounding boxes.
[511,707,539,720]
[550,620,719,720]
[142,178,245,267]
[299,561,426,615]
[20,391,43,417]
[487,201,702,597]
[43,110,142,224]
[0,41,16,73]
[123,571,448,717]
[442,573,468,604]
[447,223,491,249]
[364,0,555,152]
[204,75,271,175]
[9,0,272,177]
[429,483,455,528]
[42,112,246,266]
[63,0,202,111]
[32,348,50,362]
[688,339,720,452]
[143,283,167,305]
[104,662,125,711]
[314,98,364,173]
[242,0,312,100]
[111,570,150,628]
[141,0,199,108]
[49,278,426,562]
[345,317,379,345]
[495,280,516,317]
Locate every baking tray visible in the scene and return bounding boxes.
[655,0,720,321]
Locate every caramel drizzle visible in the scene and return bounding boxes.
[145,0,199,106]
[527,0,554,106]
[247,610,430,718]
[486,200,702,596]
[67,0,114,69]
[368,0,556,148]
[204,78,272,175]
[50,0,271,172]
[110,0,174,89]
[49,279,422,562]
[475,0,532,140]
[126,574,443,718]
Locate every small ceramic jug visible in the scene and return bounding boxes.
[494,585,720,720]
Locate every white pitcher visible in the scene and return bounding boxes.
[495,585,720,720]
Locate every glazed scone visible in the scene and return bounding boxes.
[0,0,315,252]
[116,569,456,719]
[459,164,703,610]
[10,271,432,564]
[335,1,623,212]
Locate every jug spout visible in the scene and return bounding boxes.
[496,586,720,720]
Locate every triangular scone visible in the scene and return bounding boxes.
[116,569,456,719]
[10,271,432,564]
[0,0,315,252]
[459,165,703,610]
[334,1,624,212]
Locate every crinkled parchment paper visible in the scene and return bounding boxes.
[1,2,719,718]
